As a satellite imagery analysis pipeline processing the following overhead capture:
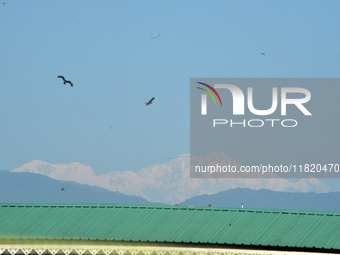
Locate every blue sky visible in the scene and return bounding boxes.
[1,1,340,188]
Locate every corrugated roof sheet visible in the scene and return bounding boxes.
[0,203,339,250]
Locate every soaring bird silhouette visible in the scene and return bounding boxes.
[330,51,340,69]
[151,33,160,39]
[145,97,155,106]
[57,75,73,87]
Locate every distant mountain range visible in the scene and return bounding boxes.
[180,188,340,211]
[0,170,154,204]
[1,170,339,211]
[11,152,331,204]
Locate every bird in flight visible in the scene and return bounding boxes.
[260,52,265,56]
[145,97,155,106]
[330,51,340,69]
[151,33,160,39]
[57,75,73,87]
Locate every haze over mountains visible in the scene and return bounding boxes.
[0,170,153,204]
[11,152,330,204]
[180,188,340,212]
[1,170,339,211]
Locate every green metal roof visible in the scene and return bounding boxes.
[0,203,339,251]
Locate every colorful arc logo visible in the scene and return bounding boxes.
[196,82,223,106]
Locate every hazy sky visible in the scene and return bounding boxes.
[1,1,340,188]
